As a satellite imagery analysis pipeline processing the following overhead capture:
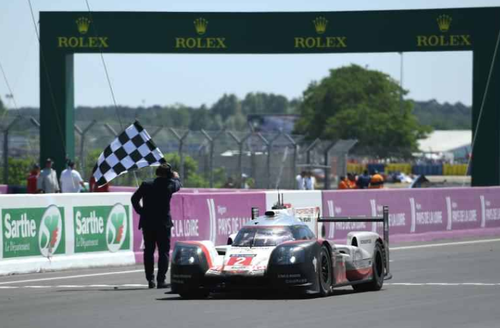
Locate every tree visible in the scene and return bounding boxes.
[211,94,241,122]
[294,64,431,158]
[241,92,290,115]
[0,96,5,117]
[164,153,210,187]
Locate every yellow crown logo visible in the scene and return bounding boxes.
[194,18,208,35]
[313,16,328,35]
[76,17,91,35]
[436,15,452,32]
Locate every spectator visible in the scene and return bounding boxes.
[305,171,316,190]
[27,164,40,194]
[338,176,349,189]
[369,170,385,189]
[37,158,60,193]
[356,170,371,189]
[89,175,110,192]
[296,171,306,190]
[60,160,85,193]
[347,172,358,189]
[223,177,235,188]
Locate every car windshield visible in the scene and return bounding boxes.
[232,227,295,247]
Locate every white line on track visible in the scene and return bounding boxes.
[390,238,500,251]
[0,269,144,285]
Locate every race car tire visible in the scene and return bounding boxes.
[318,245,332,297]
[179,289,210,299]
[353,240,385,292]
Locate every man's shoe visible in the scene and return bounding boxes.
[157,282,169,289]
[148,281,156,289]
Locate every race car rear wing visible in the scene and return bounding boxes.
[317,205,392,280]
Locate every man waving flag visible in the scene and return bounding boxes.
[92,121,165,187]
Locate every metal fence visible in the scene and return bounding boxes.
[0,116,356,189]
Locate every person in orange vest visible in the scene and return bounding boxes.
[27,163,40,193]
[338,176,350,189]
[369,170,384,189]
[347,173,358,189]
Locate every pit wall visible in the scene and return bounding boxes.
[0,193,134,275]
[2,188,500,274]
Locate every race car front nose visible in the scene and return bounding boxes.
[267,245,317,291]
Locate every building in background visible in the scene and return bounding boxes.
[416,130,471,162]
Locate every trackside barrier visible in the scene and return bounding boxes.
[347,163,365,174]
[0,185,7,194]
[131,192,267,264]
[2,187,500,273]
[385,163,412,175]
[443,164,468,176]
[0,193,134,275]
[321,187,500,243]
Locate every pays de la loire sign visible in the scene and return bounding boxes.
[175,18,227,49]
[58,17,109,49]
[73,203,130,253]
[294,17,347,49]
[2,205,65,258]
[417,15,472,48]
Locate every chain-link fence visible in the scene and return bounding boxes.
[0,117,356,189]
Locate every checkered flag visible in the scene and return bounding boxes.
[92,121,166,186]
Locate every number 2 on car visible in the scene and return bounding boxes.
[227,256,253,266]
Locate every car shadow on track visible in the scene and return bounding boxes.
[157,288,358,301]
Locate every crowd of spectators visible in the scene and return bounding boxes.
[26,158,110,194]
[337,170,385,190]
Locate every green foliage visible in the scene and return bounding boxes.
[84,149,102,181]
[72,91,296,131]
[294,64,431,158]
[0,157,36,186]
[0,96,6,116]
[412,100,471,130]
[242,92,291,115]
[164,152,209,187]
[212,167,227,188]
[212,94,241,121]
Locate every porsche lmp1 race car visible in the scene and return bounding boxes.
[171,197,392,298]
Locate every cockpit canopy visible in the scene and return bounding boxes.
[232,225,315,247]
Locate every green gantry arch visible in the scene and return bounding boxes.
[39,8,500,185]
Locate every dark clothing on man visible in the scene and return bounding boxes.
[357,173,371,189]
[131,176,181,286]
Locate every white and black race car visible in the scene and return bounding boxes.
[171,200,392,298]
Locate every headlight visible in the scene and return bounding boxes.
[273,246,305,265]
[173,246,202,265]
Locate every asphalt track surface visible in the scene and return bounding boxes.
[1,237,500,328]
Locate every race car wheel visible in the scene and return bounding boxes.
[353,240,385,292]
[318,245,332,297]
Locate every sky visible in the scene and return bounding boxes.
[1,0,499,110]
